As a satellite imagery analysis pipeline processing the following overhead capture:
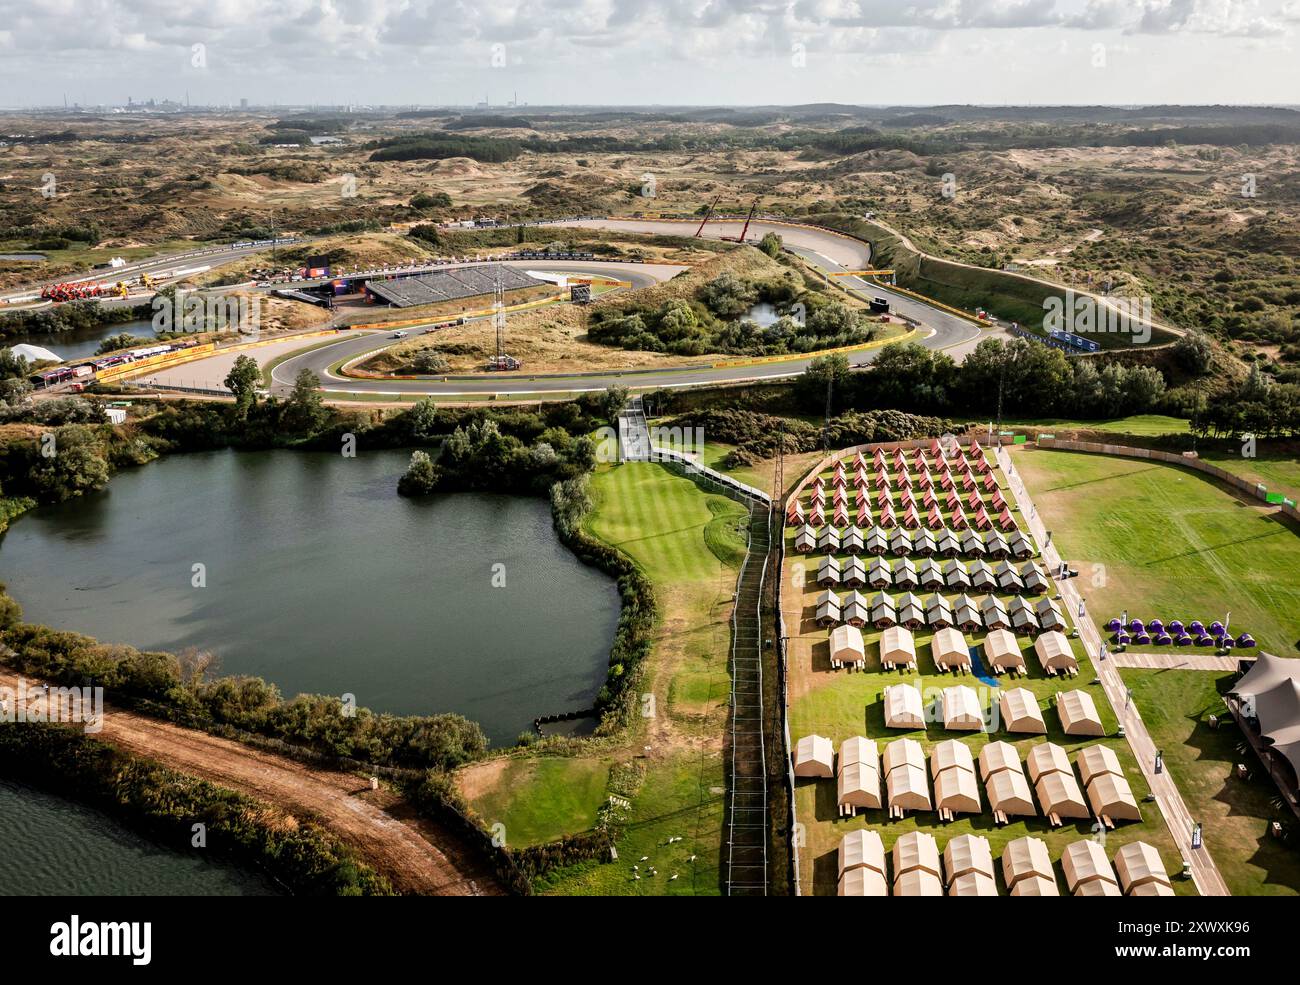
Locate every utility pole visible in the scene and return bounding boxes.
[823,373,833,455]
[493,264,507,367]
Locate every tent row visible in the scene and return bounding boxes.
[814,591,1065,638]
[813,554,1049,596]
[793,523,1033,561]
[838,831,997,896]
[796,486,1014,531]
[839,830,1174,897]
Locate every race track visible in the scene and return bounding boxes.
[137,222,992,399]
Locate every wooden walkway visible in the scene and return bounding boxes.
[998,445,1232,897]
[1110,652,1241,672]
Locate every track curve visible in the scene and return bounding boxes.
[252,224,987,398]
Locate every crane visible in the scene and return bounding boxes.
[694,195,721,238]
[722,198,760,243]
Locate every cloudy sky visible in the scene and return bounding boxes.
[0,0,1295,108]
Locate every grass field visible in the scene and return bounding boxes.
[459,460,749,895]
[1197,446,1300,505]
[1013,447,1300,656]
[1001,415,1191,436]
[1120,669,1300,896]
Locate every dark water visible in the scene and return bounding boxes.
[0,778,278,896]
[0,449,620,746]
[7,317,158,363]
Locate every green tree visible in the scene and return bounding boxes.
[282,368,326,434]
[28,426,111,501]
[797,353,853,414]
[600,385,629,424]
[758,232,783,258]
[397,450,441,496]
[224,354,261,416]
[405,398,439,442]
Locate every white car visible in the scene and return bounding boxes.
[390,331,407,339]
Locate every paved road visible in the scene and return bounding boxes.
[998,443,1231,897]
[267,221,987,398]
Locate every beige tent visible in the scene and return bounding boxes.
[894,869,945,896]
[983,628,1026,673]
[1010,874,1060,896]
[838,866,890,896]
[1114,842,1173,895]
[930,738,976,779]
[986,770,1037,817]
[883,683,925,729]
[886,765,932,811]
[1130,880,1176,897]
[883,736,926,775]
[942,684,984,731]
[893,830,942,878]
[1076,744,1124,787]
[931,627,970,671]
[1034,631,1079,674]
[838,761,883,810]
[1058,689,1105,736]
[944,833,995,882]
[840,736,878,771]
[1035,770,1091,820]
[880,625,917,669]
[999,687,1047,734]
[1001,836,1054,890]
[1062,839,1120,894]
[949,871,999,896]
[838,828,887,876]
[979,741,1024,781]
[1086,772,1142,822]
[1026,742,1073,785]
[792,734,835,777]
[1076,879,1123,897]
[934,767,982,815]
[830,624,866,668]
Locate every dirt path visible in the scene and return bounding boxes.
[0,669,504,896]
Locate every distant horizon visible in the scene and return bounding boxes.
[1,0,1296,108]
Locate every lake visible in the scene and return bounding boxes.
[6,317,159,363]
[0,777,279,896]
[0,449,621,745]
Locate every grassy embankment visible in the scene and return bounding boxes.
[458,460,750,895]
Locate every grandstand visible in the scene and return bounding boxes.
[363,263,547,308]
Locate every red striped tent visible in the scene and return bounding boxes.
[787,500,805,524]
[998,509,1017,532]
[923,488,939,509]
[902,504,921,529]
[990,490,1007,511]
[856,503,872,526]
[928,504,945,529]
[876,487,892,509]
[967,490,983,513]
[879,506,897,529]
[945,490,962,513]
[982,472,998,492]
[973,507,992,531]
[950,507,969,530]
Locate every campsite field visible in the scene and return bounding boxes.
[1013,446,1300,656]
[458,460,749,894]
[782,447,1192,895]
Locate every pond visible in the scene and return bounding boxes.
[0,449,621,746]
[6,317,160,363]
[0,777,279,896]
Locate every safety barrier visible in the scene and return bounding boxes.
[105,329,342,383]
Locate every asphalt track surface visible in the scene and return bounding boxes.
[268,220,986,398]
